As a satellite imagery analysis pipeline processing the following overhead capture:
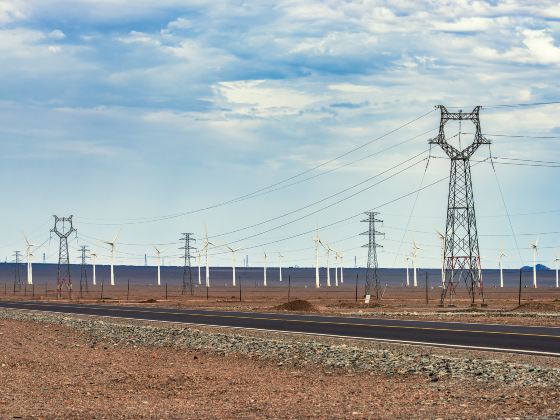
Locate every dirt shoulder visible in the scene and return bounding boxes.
[0,309,559,418]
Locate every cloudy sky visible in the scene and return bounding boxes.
[1,0,559,269]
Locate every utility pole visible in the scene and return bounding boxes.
[51,215,77,299]
[13,251,23,292]
[361,212,384,300]
[179,233,196,295]
[429,106,489,307]
[79,245,89,296]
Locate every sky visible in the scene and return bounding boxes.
[0,0,560,269]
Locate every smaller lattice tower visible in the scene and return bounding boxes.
[51,215,76,299]
[13,251,23,291]
[179,233,196,295]
[361,212,384,300]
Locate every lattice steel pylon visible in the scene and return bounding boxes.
[51,215,77,299]
[361,212,384,300]
[13,251,23,291]
[429,106,490,306]
[179,233,196,295]
[79,245,89,297]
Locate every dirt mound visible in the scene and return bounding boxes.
[511,302,560,312]
[275,300,316,312]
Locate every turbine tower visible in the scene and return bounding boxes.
[338,252,344,284]
[498,250,506,288]
[202,226,214,288]
[411,240,421,288]
[102,228,121,286]
[554,256,559,288]
[51,215,77,298]
[278,253,284,282]
[263,251,268,287]
[313,229,322,288]
[361,212,383,300]
[23,233,37,285]
[91,251,97,286]
[324,243,333,287]
[226,245,239,287]
[404,256,410,287]
[429,105,490,306]
[154,246,164,286]
[531,239,538,288]
[334,251,340,287]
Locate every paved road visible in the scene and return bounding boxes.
[0,300,559,356]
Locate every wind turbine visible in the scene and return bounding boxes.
[202,225,214,288]
[498,250,506,288]
[412,240,421,288]
[338,252,344,284]
[313,229,322,288]
[405,256,410,287]
[531,238,538,288]
[435,230,445,287]
[23,233,37,285]
[263,251,268,287]
[154,246,164,286]
[226,245,239,287]
[334,251,342,286]
[278,253,284,282]
[103,228,121,286]
[91,251,97,286]
[324,243,333,287]
[554,256,560,288]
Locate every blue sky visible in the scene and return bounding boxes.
[1,0,560,269]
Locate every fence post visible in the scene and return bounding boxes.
[206,285,209,301]
[165,283,168,300]
[288,275,291,303]
[355,274,358,302]
[101,281,104,300]
[518,268,522,306]
[425,272,429,304]
[239,276,242,302]
[127,279,130,300]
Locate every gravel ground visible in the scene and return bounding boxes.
[1,314,560,418]
[0,308,559,387]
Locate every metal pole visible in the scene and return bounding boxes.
[425,272,429,304]
[80,277,83,299]
[165,283,168,300]
[355,274,358,302]
[518,268,522,307]
[206,285,209,301]
[239,276,242,302]
[24,284,26,296]
[101,281,104,300]
[45,281,48,297]
[288,275,291,303]
[32,283,35,298]
[127,279,130,300]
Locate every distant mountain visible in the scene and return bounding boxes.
[520,264,550,271]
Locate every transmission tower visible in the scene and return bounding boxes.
[179,233,196,295]
[13,251,23,291]
[79,245,90,296]
[361,212,384,300]
[51,215,77,299]
[429,106,490,307]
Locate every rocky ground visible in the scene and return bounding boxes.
[0,308,559,418]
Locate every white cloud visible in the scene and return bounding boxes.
[48,29,66,39]
[0,0,25,24]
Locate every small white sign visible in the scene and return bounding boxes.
[364,294,371,304]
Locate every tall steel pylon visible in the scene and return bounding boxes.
[361,212,383,300]
[429,105,490,306]
[179,233,196,295]
[51,215,76,299]
[13,251,23,291]
[79,245,89,296]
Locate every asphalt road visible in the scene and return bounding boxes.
[0,300,559,356]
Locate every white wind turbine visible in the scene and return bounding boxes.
[324,243,333,287]
[313,229,322,288]
[531,238,539,288]
[278,253,284,282]
[405,256,410,287]
[154,246,164,286]
[202,225,214,288]
[498,250,506,288]
[435,230,445,287]
[412,240,421,288]
[226,245,239,287]
[91,251,97,286]
[554,256,560,288]
[334,251,341,286]
[23,233,37,285]
[263,251,268,287]
[337,252,344,284]
[103,228,121,286]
